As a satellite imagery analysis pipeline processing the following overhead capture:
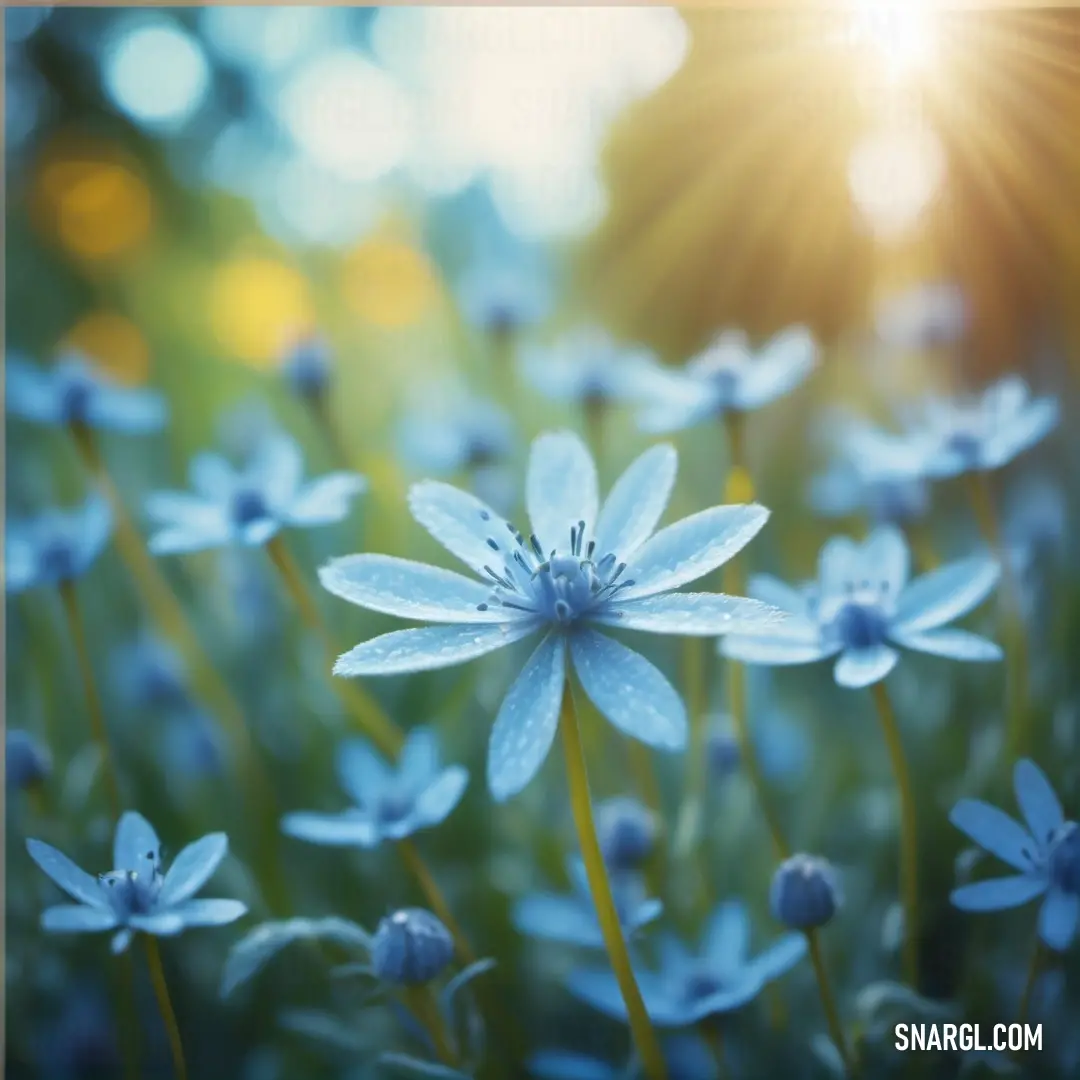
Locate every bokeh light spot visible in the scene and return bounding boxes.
[342,239,437,329]
[64,312,151,385]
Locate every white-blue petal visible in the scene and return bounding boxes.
[985,397,1058,469]
[240,518,279,547]
[890,628,1002,663]
[487,633,566,803]
[334,621,538,678]
[598,593,784,637]
[281,811,380,848]
[528,1051,617,1080]
[620,504,770,601]
[893,556,1000,633]
[745,933,807,982]
[319,555,518,624]
[1038,888,1079,952]
[158,833,228,907]
[246,433,304,508]
[88,386,167,433]
[6,357,62,423]
[703,901,750,971]
[570,630,686,750]
[26,839,106,907]
[145,491,223,531]
[335,739,391,805]
[734,325,817,411]
[129,912,186,936]
[111,929,135,954]
[41,905,119,933]
[950,875,1046,912]
[833,645,898,688]
[1013,760,1065,845]
[412,767,469,828]
[173,898,248,928]
[399,726,441,785]
[949,799,1033,872]
[721,632,837,666]
[593,444,676,559]
[861,526,910,595]
[526,432,598,553]
[748,573,814,618]
[288,472,367,526]
[190,452,237,500]
[148,522,231,556]
[113,812,161,874]
[512,893,602,948]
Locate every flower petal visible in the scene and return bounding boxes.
[41,905,118,933]
[620,504,770,601]
[288,472,367,526]
[566,969,633,1022]
[890,628,1002,663]
[1038,889,1080,952]
[735,325,817,411]
[682,977,765,1023]
[985,397,1058,469]
[113,812,161,874]
[411,767,469,828]
[399,726,441,786]
[88,386,167,433]
[950,875,1047,912]
[173,898,248,928]
[526,432,598,552]
[746,933,807,982]
[26,839,105,907]
[949,799,1034,872]
[570,630,686,750]
[148,522,231,556]
[190,452,237,500]
[281,812,380,848]
[748,573,814,618]
[593,444,676,559]
[129,913,187,936]
[893,556,1000,633]
[528,1051,617,1080]
[111,929,134,954]
[703,901,750,971]
[1013,760,1065,845]
[721,631,837,666]
[158,833,228,907]
[334,621,538,677]
[598,593,785,637]
[833,645,898,688]
[512,893,601,948]
[246,433,304,509]
[335,739,391,806]
[487,633,566,803]
[319,554,518,624]
[144,491,223,531]
[6,356,62,423]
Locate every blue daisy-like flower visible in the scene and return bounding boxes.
[26,811,246,955]
[950,759,1079,952]
[146,430,366,555]
[874,282,967,352]
[319,431,780,802]
[722,526,1002,688]
[513,856,662,949]
[397,387,515,477]
[280,333,332,401]
[281,727,468,849]
[568,899,806,1027]
[706,708,810,787]
[5,495,112,594]
[111,633,189,711]
[6,351,167,432]
[458,257,551,337]
[637,326,817,435]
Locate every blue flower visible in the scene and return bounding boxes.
[513,857,662,948]
[458,258,551,337]
[320,432,781,802]
[950,759,1079,952]
[596,796,658,873]
[27,811,247,954]
[706,709,810,787]
[6,729,52,790]
[637,326,817,434]
[371,908,455,985]
[111,633,189,711]
[6,351,167,432]
[770,854,842,930]
[520,327,661,410]
[146,431,366,554]
[396,386,515,476]
[280,333,332,400]
[5,495,113,594]
[568,899,806,1027]
[281,727,468,848]
[722,526,1002,689]
[874,282,967,352]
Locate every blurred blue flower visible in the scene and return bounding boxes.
[637,326,817,434]
[568,899,806,1026]
[27,811,246,954]
[111,633,189,711]
[163,708,227,783]
[596,796,657,873]
[771,854,842,930]
[513,856,662,948]
[6,351,167,432]
[280,333,332,400]
[146,431,366,554]
[706,709,810,787]
[371,908,454,985]
[320,432,781,802]
[396,388,514,477]
[6,729,52,790]
[874,282,967,352]
[722,526,1001,689]
[1003,478,1068,628]
[458,258,551,337]
[529,1036,717,1080]
[5,495,113,594]
[950,759,1079,952]
[281,727,468,848]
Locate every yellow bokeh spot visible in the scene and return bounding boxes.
[64,312,150,385]
[342,239,437,329]
[209,256,313,366]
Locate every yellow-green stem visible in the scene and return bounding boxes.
[1017,939,1044,1026]
[264,535,403,756]
[905,520,940,572]
[870,681,919,989]
[560,684,668,1080]
[701,1022,731,1080]
[397,839,475,966]
[403,984,457,1067]
[58,581,122,819]
[806,929,857,1078]
[144,937,187,1080]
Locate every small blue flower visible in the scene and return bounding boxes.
[6,351,167,432]
[281,727,468,849]
[111,634,189,711]
[950,759,1079,952]
[280,333,332,400]
[637,326,817,434]
[771,854,842,930]
[320,432,782,802]
[371,908,454,985]
[722,526,1002,688]
[397,387,515,477]
[458,258,550,337]
[27,811,247,954]
[146,430,366,554]
[706,710,810,786]
[568,899,806,1027]
[596,796,657,873]
[874,282,967,352]
[513,857,662,948]
[5,495,113,594]
[6,729,52,790]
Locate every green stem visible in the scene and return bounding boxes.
[144,937,187,1080]
[1017,939,1044,1026]
[701,1022,731,1080]
[806,929,857,1078]
[403,984,457,1067]
[58,581,122,819]
[560,684,668,1080]
[397,839,475,966]
[264,535,403,756]
[870,681,919,989]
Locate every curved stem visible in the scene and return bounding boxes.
[560,684,668,1080]
[1017,939,1044,1026]
[58,581,122,819]
[144,937,187,1080]
[870,681,919,989]
[397,839,475,966]
[403,984,457,1067]
[806,929,857,1078]
[264,535,403,756]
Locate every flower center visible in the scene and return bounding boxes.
[39,538,76,582]
[378,791,414,825]
[1049,822,1080,894]
[683,965,726,1003]
[464,434,500,469]
[231,488,269,528]
[60,376,94,425]
[99,862,162,917]
[946,430,983,466]
[832,599,890,650]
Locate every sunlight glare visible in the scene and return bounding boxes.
[849,0,939,82]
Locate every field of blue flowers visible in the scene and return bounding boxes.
[6,7,1080,1080]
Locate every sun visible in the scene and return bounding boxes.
[848,0,940,82]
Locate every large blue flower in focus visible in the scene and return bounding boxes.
[27,811,246,955]
[281,727,468,848]
[7,351,167,432]
[950,759,1079,952]
[5,495,112,594]
[145,431,366,554]
[319,432,781,801]
[568,899,806,1027]
[722,526,1002,688]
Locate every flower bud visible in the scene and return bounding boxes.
[371,908,454,985]
[597,797,657,872]
[770,854,841,930]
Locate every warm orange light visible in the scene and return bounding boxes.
[64,312,151,385]
[341,239,437,329]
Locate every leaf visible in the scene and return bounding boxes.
[378,1051,474,1079]
[278,1008,369,1054]
[854,980,959,1042]
[810,1033,849,1079]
